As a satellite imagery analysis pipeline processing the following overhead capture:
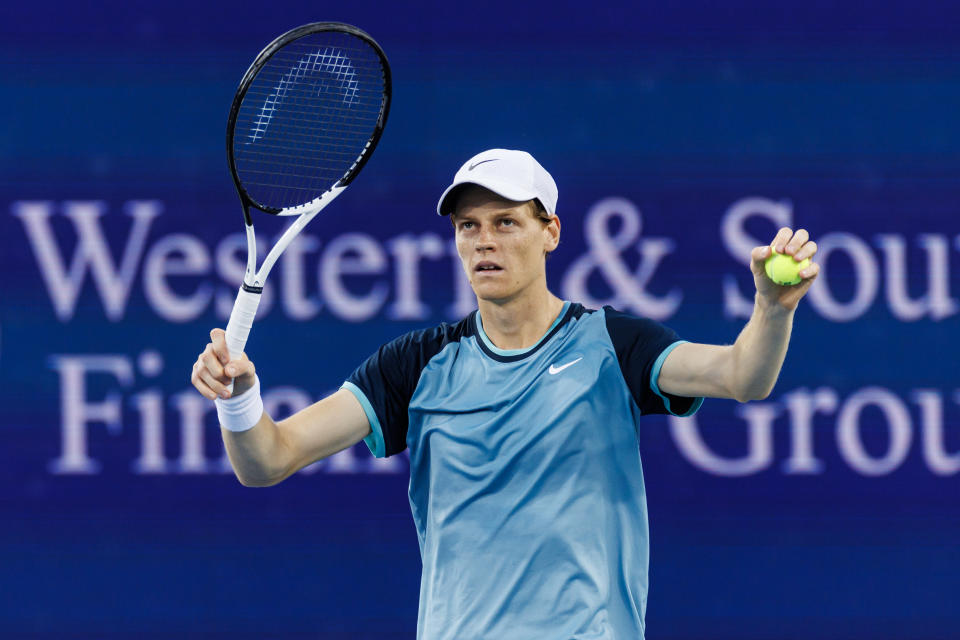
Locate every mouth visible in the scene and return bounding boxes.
[474,261,503,274]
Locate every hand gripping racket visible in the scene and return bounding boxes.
[224,22,391,388]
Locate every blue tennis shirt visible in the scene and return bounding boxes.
[342,302,702,639]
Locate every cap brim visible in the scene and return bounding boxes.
[436,179,539,216]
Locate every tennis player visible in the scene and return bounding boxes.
[191,149,819,639]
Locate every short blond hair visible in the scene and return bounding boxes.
[448,186,553,227]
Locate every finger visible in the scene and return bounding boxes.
[225,358,255,379]
[198,365,231,399]
[200,349,227,381]
[784,228,809,256]
[794,240,818,262]
[771,227,794,253]
[210,328,230,364]
[751,245,773,261]
[191,362,218,400]
[749,245,772,274]
[798,261,820,280]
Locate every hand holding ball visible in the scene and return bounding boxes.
[764,251,810,286]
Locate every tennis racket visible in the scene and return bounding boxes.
[223,22,391,388]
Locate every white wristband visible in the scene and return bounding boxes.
[215,375,264,433]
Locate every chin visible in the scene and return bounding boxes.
[471,282,526,305]
[470,282,509,301]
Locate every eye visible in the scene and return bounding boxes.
[499,218,516,227]
[460,221,475,230]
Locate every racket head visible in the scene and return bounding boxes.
[226,22,391,221]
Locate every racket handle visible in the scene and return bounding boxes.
[224,286,262,392]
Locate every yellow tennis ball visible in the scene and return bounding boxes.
[764,252,810,286]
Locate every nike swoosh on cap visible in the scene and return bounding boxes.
[548,357,583,375]
[468,158,498,171]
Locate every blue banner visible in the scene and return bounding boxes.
[2,2,958,638]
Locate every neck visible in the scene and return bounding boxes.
[476,287,565,351]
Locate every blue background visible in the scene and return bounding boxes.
[1,1,958,638]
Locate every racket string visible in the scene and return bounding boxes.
[232,31,388,211]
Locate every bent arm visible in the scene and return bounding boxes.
[657,298,794,402]
[657,227,819,403]
[222,388,371,487]
[192,328,371,487]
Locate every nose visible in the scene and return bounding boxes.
[475,226,495,252]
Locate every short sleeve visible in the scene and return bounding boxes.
[603,306,703,417]
[342,325,454,458]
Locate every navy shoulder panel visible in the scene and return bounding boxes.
[345,316,473,457]
[568,302,594,320]
[603,306,698,416]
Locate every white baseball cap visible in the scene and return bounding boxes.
[436,149,558,216]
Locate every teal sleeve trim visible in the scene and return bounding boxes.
[341,381,385,458]
[650,340,704,418]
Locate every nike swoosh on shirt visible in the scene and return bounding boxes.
[468,158,498,171]
[548,357,583,375]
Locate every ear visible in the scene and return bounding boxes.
[543,215,561,254]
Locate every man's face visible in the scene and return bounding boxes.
[451,186,560,304]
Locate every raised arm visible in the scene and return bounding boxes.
[191,329,371,486]
[657,227,819,403]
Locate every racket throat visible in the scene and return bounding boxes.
[242,222,260,289]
